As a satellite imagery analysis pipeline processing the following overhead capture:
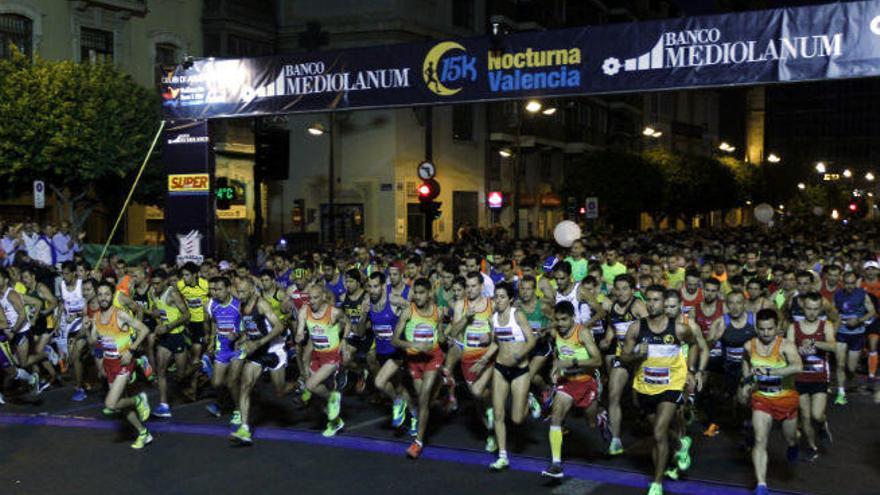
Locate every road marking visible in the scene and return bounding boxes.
[0,412,809,495]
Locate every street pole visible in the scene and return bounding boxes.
[513,109,522,240]
[424,106,434,241]
[328,112,335,246]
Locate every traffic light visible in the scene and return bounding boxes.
[847,196,867,218]
[488,191,503,209]
[215,176,232,210]
[417,179,442,219]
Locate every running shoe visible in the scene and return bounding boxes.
[327,391,341,421]
[703,423,720,437]
[102,407,118,417]
[528,392,542,420]
[676,436,692,471]
[137,356,154,382]
[323,418,344,438]
[485,435,498,453]
[71,388,87,402]
[134,393,151,422]
[45,346,59,366]
[443,391,459,414]
[786,445,799,463]
[37,381,51,394]
[408,416,419,437]
[355,369,368,394]
[541,388,556,412]
[608,438,624,456]
[541,462,564,479]
[300,388,312,405]
[391,398,407,428]
[153,403,172,418]
[834,392,847,405]
[230,424,253,445]
[230,410,242,426]
[335,370,349,391]
[486,407,495,431]
[406,440,423,459]
[806,447,819,462]
[205,403,222,418]
[29,373,39,395]
[819,422,833,444]
[489,456,509,471]
[131,430,153,450]
[201,355,213,379]
[664,468,679,480]
[596,410,612,443]
[647,482,663,495]
[753,484,769,495]
[0,392,5,405]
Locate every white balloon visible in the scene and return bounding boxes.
[754,203,774,224]
[553,220,582,248]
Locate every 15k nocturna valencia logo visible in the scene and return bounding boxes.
[602,27,846,76]
[422,42,477,96]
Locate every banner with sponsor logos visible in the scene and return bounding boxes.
[163,120,214,264]
[160,0,880,120]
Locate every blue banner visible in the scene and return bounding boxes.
[160,0,880,119]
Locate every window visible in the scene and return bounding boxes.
[154,42,179,85]
[452,105,473,142]
[228,35,273,57]
[81,27,113,63]
[0,14,32,60]
[452,0,474,30]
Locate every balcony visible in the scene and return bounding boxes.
[70,1,148,17]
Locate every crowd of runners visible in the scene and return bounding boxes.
[2,220,879,495]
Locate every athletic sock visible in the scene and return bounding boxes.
[868,352,878,378]
[15,368,32,382]
[549,426,563,463]
[837,386,845,395]
[499,449,508,460]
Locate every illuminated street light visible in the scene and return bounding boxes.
[797,182,806,190]
[778,204,785,210]
[498,148,513,158]
[831,209,840,220]
[815,162,826,173]
[843,169,852,178]
[866,172,875,181]
[767,153,781,163]
[307,123,327,136]
[651,131,663,138]
[643,126,656,136]
[525,100,542,113]
[541,107,557,116]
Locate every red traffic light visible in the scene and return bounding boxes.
[849,202,858,212]
[579,206,586,214]
[417,179,441,201]
[488,191,503,208]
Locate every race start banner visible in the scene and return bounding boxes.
[163,120,214,264]
[160,0,880,120]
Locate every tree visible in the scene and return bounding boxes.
[0,49,163,232]
[562,150,664,230]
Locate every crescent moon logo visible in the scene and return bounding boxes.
[423,41,467,96]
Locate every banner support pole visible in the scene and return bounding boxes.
[97,120,167,268]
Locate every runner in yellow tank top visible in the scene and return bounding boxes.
[295,283,347,438]
[148,269,190,418]
[449,271,495,453]
[742,309,803,495]
[621,285,708,495]
[392,278,443,459]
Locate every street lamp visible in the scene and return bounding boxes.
[307,117,336,244]
[798,182,806,190]
[541,107,557,116]
[815,162,826,174]
[642,126,662,138]
[307,123,327,136]
[866,172,875,181]
[843,168,853,178]
[498,148,513,158]
[525,100,542,113]
[767,153,781,163]
[719,142,735,152]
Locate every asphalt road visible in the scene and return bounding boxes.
[1,376,877,495]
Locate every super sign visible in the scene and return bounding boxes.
[168,174,210,195]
